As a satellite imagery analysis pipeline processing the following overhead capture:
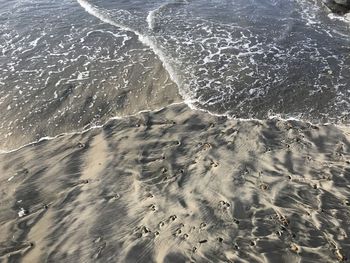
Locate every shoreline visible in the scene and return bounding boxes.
[1,100,349,155]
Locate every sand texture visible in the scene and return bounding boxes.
[0,103,350,263]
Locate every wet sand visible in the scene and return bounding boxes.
[0,103,350,262]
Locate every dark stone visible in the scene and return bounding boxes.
[323,0,350,14]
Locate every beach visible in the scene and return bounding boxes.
[1,103,350,262]
[1,0,350,262]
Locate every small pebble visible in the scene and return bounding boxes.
[290,243,299,253]
[77,142,85,148]
[260,183,268,190]
[18,208,28,218]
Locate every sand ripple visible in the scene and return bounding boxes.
[0,104,350,262]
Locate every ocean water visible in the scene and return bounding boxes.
[1,0,350,149]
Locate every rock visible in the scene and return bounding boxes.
[334,0,350,7]
[323,0,350,14]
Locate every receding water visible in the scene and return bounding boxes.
[1,0,350,149]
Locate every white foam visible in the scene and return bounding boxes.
[328,13,350,24]
[147,8,158,31]
[76,0,187,100]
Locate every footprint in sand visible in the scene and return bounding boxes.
[146,193,154,198]
[173,228,182,236]
[259,183,269,191]
[169,215,177,221]
[149,204,157,211]
[211,161,219,168]
[133,226,151,239]
[77,142,85,148]
[200,222,207,229]
[198,142,212,151]
[141,226,151,235]
[218,201,230,211]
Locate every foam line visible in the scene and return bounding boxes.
[0,102,187,155]
[76,0,184,97]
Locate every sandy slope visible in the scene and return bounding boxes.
[0,103,350,262]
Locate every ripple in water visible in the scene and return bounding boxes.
[82,0,350,122]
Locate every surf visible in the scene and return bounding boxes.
[76,0,184,98]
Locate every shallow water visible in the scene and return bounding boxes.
[0,0,350,149]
